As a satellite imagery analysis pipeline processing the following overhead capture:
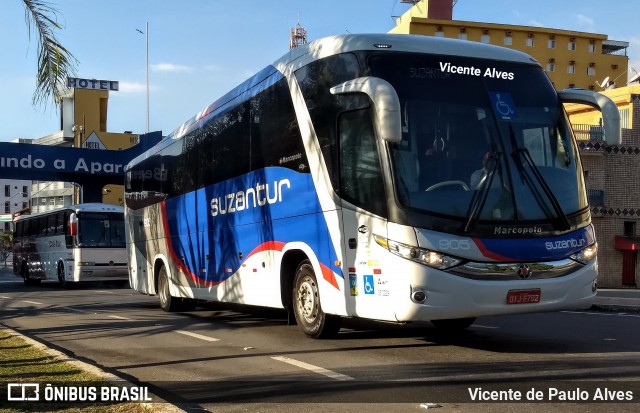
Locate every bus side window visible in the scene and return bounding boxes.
[47,214,55,234]
[56,212,65,233]
[15,221,23,238]
[39,216,48,236]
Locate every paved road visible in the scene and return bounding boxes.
[1,267,639,413]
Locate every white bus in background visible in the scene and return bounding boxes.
[12,203,128,287]
[125,34,620,338]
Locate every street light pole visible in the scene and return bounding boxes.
[145,21,149,134]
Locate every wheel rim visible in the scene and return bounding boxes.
[159,275,168,305]
[297,276,319,324]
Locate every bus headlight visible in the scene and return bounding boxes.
[569,243,597,265]
[374,235,462,270]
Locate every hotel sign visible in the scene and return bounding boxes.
[67,77,119,91]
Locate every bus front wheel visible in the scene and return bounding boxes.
[292,260,341,339]
[58,263,70,288]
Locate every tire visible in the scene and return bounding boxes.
[58,263,70,288]
[431,317,476,331]
[158,266,180,312]
[292,260,341,339]
[22,262,40,286]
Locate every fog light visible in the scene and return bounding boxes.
[412,290,427,303]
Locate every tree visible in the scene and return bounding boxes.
[22,0,78,107]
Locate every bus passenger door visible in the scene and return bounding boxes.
[338,108,394,321]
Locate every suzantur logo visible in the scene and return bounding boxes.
[545,238,586,250]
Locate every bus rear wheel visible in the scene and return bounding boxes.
[22,262,40,286]
[158,266,180,312]
[292,260,341,339]
[157,265,197,312]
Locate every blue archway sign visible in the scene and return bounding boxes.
[0,131,162,203]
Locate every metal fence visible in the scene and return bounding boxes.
[573,124,605,142]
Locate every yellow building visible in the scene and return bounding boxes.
[32,78,138,211]
[390,0,629,91]
[566,84,640,130]
[66,87,138,205]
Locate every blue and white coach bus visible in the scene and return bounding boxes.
[124,34,620,338]
[13,203,128,287]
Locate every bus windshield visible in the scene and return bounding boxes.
[77,212,126,248]
[369,53,587,227]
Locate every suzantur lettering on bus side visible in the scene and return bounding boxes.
[210,179,291,217]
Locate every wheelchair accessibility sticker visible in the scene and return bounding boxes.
[363,275,375,295]
[489,92,517,120]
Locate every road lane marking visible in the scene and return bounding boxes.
[473,325,499,329]
[271,356,354,381]
[22,300,43,305]
[175,330,220,342]
[60,306,85,313]
[108,315,131,320]
[0,296,10,299]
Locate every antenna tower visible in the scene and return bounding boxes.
[290,14,307,49]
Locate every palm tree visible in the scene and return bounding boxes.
[22,0,78,107]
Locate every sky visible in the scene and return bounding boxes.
[1,0,639,142]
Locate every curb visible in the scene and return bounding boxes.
[1,325,186,413]
[590,304,640,314]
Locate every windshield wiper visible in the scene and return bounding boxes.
[514,146,571,231]
[463,151,501,233]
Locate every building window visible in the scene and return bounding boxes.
[22,186,28,195]
[546,63,555,72]
[568,41,576,51]
[4,202,9,214]
[504,34,512,46]
[587,66,596,76]
[458,33,467,40]
[22,202,28,209]
[4,185,9,197]
[480,34,490,44]
[624,221,636,237]
[526,37,535,47]
[434,30,444,37]
[567,65,576,74]
[548,39,556,49]
[3,222,9,231]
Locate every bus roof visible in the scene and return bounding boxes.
[13,203,124,222]
[128,33,541,168]
[277,33,539,72]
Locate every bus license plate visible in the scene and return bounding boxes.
[506,289,541,305]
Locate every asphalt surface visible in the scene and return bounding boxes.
[0,264,640,411]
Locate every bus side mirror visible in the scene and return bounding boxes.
[558,88,621,145]
[330,76,402,143]
[69,213,78,237]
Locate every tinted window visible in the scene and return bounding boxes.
[250,78,307,171]
[211,103,251,182]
